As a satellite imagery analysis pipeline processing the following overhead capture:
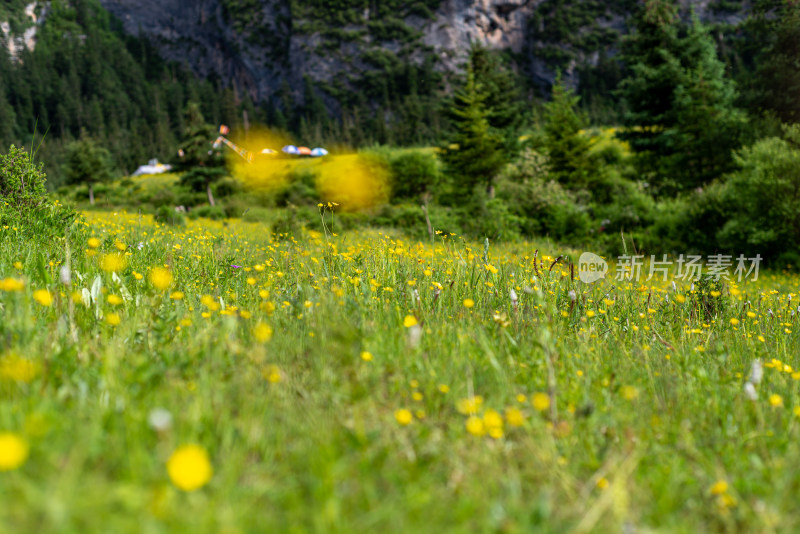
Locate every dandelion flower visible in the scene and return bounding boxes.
[769,394,783,407]
[394,409,413,425]
[360,351,373,362]
[621,386,639,400]
[99,254,127,273]
[107,294,123,306]
[87,237,100,249]
[532,392,550,412]
[730,318,739,326]
[0,354,38,383]
[465,416,486,436]
[170,291,184,300]
[457,396,483,415]
[0,278,24,292]
[403,315,418,328]
[105,313,121,326]
[710,480,728,496]
[149,267,173,291]
[505,407,525,427]
[463,298,475,308]
[0,433,28,471]
[253,322,273,343]
[166,444,213,491]
[32,289,52,307]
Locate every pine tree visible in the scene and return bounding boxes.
[63,133,113,205]
[543,73,593,188]
[443,66,505,202]
[669,16,745,189]
[751,2,800,123]
[176,102,226,206]
[467,44,524,150]
[617,1,744,193]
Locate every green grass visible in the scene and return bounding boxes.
[0,208,798,532]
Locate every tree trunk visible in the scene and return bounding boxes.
[207,183,216,207]
[89,184,95,205]
[487,183,495,199]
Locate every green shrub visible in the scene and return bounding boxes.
[277,167,320,206]
[189,205,226,220]
[389,150,439,201]
[0,146,77,241]
[154,206,186,226]
[0,145,47,209]
[646,185,729,255]
[716,125,800,261]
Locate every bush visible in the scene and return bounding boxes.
[213,177,243,198]
[0,145,47,209]
[496,149,590,242]
[189,205,226,220]
[154,206,186,226]
[276,167,320,207]
[0,146,76,241]
[716,125,800,261]
[645,185,729,255]
[389,150,439,201]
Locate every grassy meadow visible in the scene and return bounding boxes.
[0,207,799,533]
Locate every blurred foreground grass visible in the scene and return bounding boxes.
[0,209,798,532]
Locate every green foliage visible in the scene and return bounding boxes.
[542,75,593,188]
[389,151,439,201]
[748,3,800,123]
[617,4,745,193]
[718,125,800,261]
[441,66,505,203]
[496,148,590,243]
[62,136,113,204]
[154,205,186,226]
[188,205,227,220]
[0,145,76,239]
[276,167,321,207]
[0,145,48,209]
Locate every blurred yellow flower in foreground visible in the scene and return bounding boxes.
[32,289,52,307]
[166,444,212,491]
[403,315,418,328]
[532,392,550,412]
[0,278,24,292]
[100,254,127,273]
[0,433,28,471]
[253,322,273,342]
[0,353,38,383]
[394,409,413,425]
[149,267,173,291]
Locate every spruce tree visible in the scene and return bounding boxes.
[543,73,593,188]
[617,1,744,193]
[751,2,800,123]
[443,66,505,202]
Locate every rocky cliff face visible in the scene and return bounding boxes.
[95,0,748,105]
